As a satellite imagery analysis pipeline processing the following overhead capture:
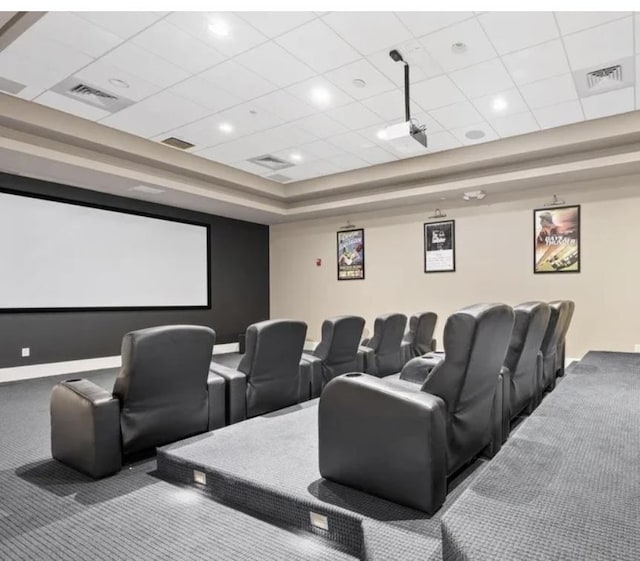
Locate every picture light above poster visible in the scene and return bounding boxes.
[533,203,580,274]
[337,224,365,281]
[424,209,456,273]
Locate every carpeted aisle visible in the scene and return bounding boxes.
[0,369,356,561]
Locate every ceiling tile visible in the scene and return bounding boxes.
[267,122,319,149]
[419,18,497,72]
[425,130,462,153]
[75,59,163,102]
[159,114,240,149]
[34,90,111,121]
[322,12,413,56]
[96,42,191,89]
[286,77,354,110]
[298,139,345,160]
[165,12,268,57]
[555,12,631,35]
[74,12,168,39]
[13,85,45,101]
[252,89,316,122]
[0,48,81,91]
[472,88,529,120]
[326,102,384,131]
[100,90,211,138]
[394,12,474,38]
[411,75,466,111]
[227,160,272,176]
[199,60,278,101]
[502,39,571,86]
[167,75,238,113]
[196,130,279,163]
[532,99,585,128]
[477,12,559,55]
[563,17,633,71]
[489,110,540,137]
[237,12,317,38]
[355,145,398,165]
[580,87,635,119]
[132,20,226,75]
[357,122,394,148]
[282,159,343,181]
[293,113,348,139]
[361,89,408,121]
[367,40,441,88]
[234,41,315,88]
[271,146,320,165]
[451,122,499,145]
[328,131,373,153]
[213,102,285,135]
[32,12,123,58]
[429,101,483,129]
[326,153,370,172]
[275,19,360,73]
[519,73,578,109]
[324,58,396,100]
[450,58,514,98]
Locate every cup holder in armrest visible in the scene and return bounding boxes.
[345,373,362,377]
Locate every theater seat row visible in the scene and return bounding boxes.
[318,300,574,514]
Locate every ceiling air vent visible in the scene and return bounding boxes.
[248,154,294,171]
[161,137,195,150]
[0,76,26,95]
[50,77,135,113]
[267,173,293,183]
[574,57,635,98]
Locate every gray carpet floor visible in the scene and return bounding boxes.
[0,367,357,561]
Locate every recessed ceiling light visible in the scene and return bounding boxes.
[465,129,485,140]
[462,190,486,201]
[310,86,332,106]
[376,129,388,140]
[108,78,129,89]
[451,42,467,54]
[352,78,367,88]
[492,97,508,111]
[218,122,234,134]
[208,19,230,37]
[289,152,302,162]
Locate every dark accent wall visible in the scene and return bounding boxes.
[0,172,270,368]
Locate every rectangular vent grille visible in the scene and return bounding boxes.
[586,65,622,89]
[248,154,293,171]
[161,137,195,150]
[267,173,293,183]
[50,77,135,113]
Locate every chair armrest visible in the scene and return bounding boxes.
[399,355,443,384]
[206,372,226,430]
[358,345,376,376]
[319,373,447,514]
[50,379,121,479]
[400,340,412,364]
[300,353,322,398]
[210,362,247,424]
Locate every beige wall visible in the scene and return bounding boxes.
[270,182,640,359]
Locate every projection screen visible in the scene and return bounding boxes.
[0,190,210,311]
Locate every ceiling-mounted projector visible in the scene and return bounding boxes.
[378,49,427,151]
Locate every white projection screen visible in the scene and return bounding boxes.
[0,191,210,310]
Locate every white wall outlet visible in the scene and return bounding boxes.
[21,347,30,358]
[634,344,640,353]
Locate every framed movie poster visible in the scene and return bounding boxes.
[424,220,455,273]
[337,228,365,280]
[533,205,580,273]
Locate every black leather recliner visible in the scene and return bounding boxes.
[210,319,307,424]
[319,303,514,513]
[301,315,365,397]
[359,313,408,377]
[550,300,575,377]
[50,325,224,479]
[539,301,571,396]
[504,302,550,424]
[401,311,437,361]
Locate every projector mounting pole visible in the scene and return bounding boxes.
[389,49,411,122]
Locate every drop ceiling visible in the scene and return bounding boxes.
[1,10,639,185]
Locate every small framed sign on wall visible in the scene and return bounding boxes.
[337,228,365,280]
[424,220,456,273]
[533,205,580,273]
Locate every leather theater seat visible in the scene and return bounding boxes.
[319,303,514,513]
[401,311,437,361]
[210,319,307,424]
[300,315,365,398]
[50,325,224,479]
[539,301,571,397]
[550,299,575,377]
[359,313,408,377]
